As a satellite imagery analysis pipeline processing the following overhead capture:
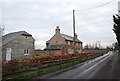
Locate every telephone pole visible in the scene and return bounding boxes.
[73,10,76,53]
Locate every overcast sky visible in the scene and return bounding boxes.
[0,0,119,49]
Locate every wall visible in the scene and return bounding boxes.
[2,35,35,61]
[49,33,65,44]
[83,49,109,54]
[35,50,45,56]
[45,50,62,56]
[65,41,82,54]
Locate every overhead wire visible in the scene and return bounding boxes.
[76,0,117,11]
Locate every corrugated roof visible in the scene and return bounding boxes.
[2,31,32,45]
[44,43,65,50]
[61,34,82,43]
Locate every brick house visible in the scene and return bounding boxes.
[44,26,83,55]
[2,31,35,62]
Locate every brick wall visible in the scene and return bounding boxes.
[65,40,82,53]
[49,34,65,44]
[45,50,62,55]
[35,50,45,56]
[49,26,65,44]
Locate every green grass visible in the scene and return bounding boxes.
[3,54,102,81]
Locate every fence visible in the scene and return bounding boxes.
[2,52,105,81]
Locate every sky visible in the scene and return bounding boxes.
[0,0,119,49]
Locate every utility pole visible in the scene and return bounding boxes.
[73,10,76,53]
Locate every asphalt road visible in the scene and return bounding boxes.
[39,51,120,79]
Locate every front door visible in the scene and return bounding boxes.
[6,48,11,61]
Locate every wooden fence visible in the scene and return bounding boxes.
[2,53,105,81]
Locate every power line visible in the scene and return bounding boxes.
[72,0,117,47]
[76,0,116,11]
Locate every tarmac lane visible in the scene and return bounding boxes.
[36,51,120,80]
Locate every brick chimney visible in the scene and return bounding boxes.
[55,26,60,34]
[75,33,78,39]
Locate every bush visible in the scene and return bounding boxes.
[2,52,103,73]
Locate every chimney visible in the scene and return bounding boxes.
[75,33,78,39]
[55,26,60,34]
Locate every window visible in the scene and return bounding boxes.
[76,43,78,45]
[6,48,12,61]
[79,43,81,46]
[24,49,29,55]
[72,42,74,45]
[68,41,70,45]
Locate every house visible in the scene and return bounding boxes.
[44,26,83,55]
[2,31,35,62]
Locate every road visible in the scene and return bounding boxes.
[39,51,120,79]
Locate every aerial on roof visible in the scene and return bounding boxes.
[61,33,82,43]
[2,31,32,45]
[44,43,65,50]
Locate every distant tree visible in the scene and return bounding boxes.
[113,14,120,52]
[94,42,100,50]
[112,42,119,52]
[84,42,101,50]
[106,45,113,51]
[84,44,89,50]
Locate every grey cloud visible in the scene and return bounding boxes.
[1,0,120,49]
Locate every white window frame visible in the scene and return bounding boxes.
[24,49,29,55]
[6,48,12,61]
[68,41,70,45]
[76,43,78,45]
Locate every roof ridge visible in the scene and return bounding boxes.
[50,43,65,45]
[3,31,27,37]
[2,31,32,45]
[61,33,73,38]
[61,33,82,43]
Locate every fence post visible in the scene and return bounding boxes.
[37,60,41,76]
[59,59,62,69]
[73,57,75,65]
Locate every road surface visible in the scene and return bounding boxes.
[39,51,120,79]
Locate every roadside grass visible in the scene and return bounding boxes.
[3,55,102,81]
